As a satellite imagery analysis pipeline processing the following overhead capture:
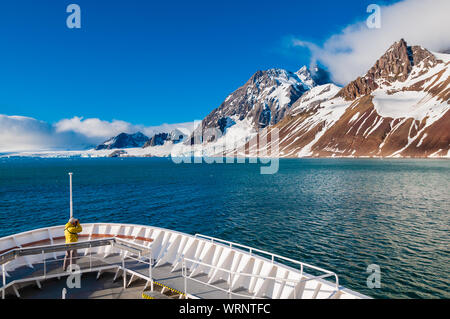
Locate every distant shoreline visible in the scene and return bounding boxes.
[1,152,449,160]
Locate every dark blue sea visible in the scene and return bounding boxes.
[0,157,448,299]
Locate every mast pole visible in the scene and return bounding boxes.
[69,172,73,219]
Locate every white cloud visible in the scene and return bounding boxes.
[292,0,450,85]
[55,117,135,139]
[0,114,196,153]
[0,115,89,152]
[55,116,196,140]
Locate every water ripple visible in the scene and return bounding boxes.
[0,157,449,298]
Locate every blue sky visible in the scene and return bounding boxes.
[0,0,402,126]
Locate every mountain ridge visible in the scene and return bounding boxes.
[188,66,324,146]
[220,39,449,158]
[95,132,149,150]
[31,39,448,159]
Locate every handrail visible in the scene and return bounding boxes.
[181,261,266,299]
[0,238,113,265]
[181,256,339,299]
[194,233,339,288]
[1,237,154,299]
[0,237,150,265]
[1,229,342,299]
[183,257,299,284]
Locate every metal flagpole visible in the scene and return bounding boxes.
[69,172,73,219]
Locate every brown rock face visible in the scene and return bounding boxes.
[338,76,378,101]
[338,39,439,100]
[307,97,449,158]
[232,97,449,159]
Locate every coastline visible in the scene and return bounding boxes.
[1,149,449,160]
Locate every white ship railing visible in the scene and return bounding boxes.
[0,224,368,299]
[181,256,340,299]
[1,234,340,300]
[194,233,339,289]
[0,237,154,299]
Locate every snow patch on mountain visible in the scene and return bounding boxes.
[290,84,341,115]
[371,49,449,128]
[296,97,353,157]
[173,117,256,157]
[372,91,448,126]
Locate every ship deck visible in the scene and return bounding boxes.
[3,251,254,299]
[10,271,146,299]
[1,223,370,299]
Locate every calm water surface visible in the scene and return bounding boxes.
[0,158,448,299]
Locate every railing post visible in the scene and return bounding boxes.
[42,250,46,278]
[335,273,339,291]
[149,249,153,292]
[182,258,187,296]
[89,244,92,271]
[294,283,296,299]
[228,272,233,299]
[2,264,6,299]
[69,172,73,219]
[122,256,126,289]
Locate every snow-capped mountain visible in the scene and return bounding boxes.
[143,128,189,147]
[190,67,321,145]
[231,39,449,158]
[9,40,448,159]
[95,132,149,150]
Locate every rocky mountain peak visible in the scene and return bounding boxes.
[192,66,317,143]
[338,39,440,100]
[368,38,412,82]
[95,132,149,150]
[143,128,188,148]
[248,68,312,90]
[296,65,308,73]
[295,66,315,88]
